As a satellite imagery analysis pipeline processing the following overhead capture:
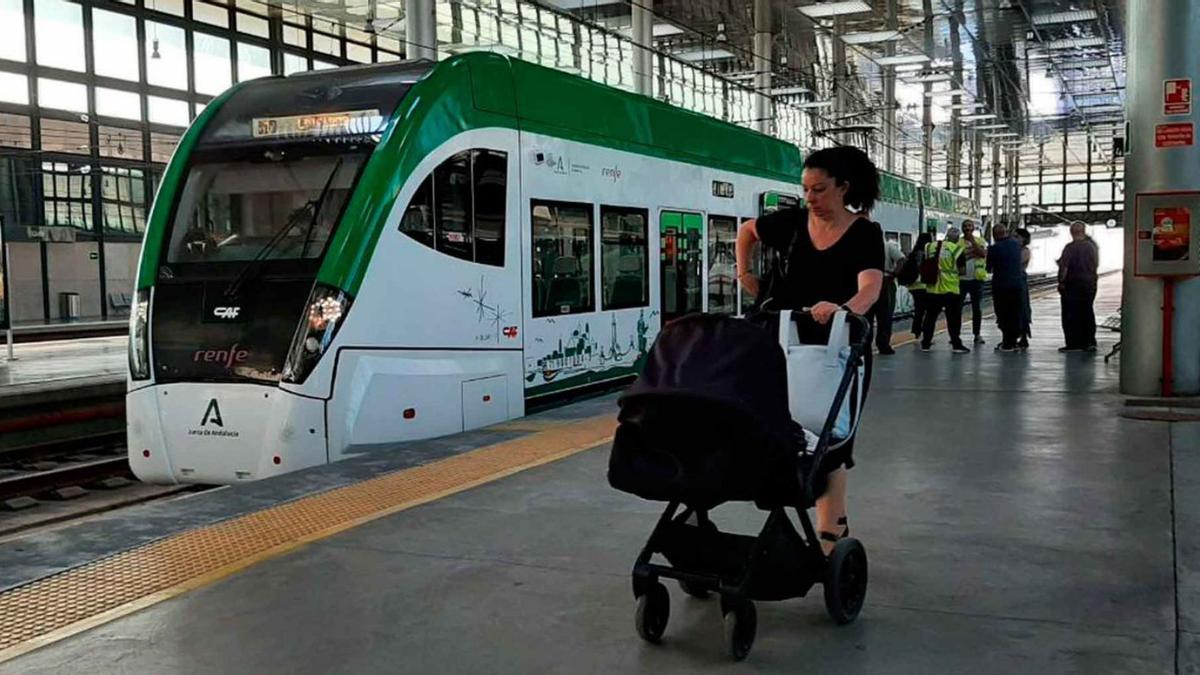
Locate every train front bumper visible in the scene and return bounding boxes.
[128,383,327,484]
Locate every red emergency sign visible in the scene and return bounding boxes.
[1156,123,1194,148]
[1165,79,1192,116]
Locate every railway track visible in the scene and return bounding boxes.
[0,431,131,504]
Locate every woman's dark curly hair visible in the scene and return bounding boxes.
[803,146,881,213]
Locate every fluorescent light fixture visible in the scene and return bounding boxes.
[1063,77,1113,85]
[875,54,930,66]
[1033,9,1098,25]
[771,85,813,96]
[797,1,872,18]
[794,100,835,109]
[1042,36,1105,50]
[1061,59,1111,69]
[986,132,1019,138]
[724,72,760,82]
[892,62,928,72]
[960,113,997,121]
[673,47,735,62]
[841,30,900,45]
[949,102,983,110]
[973,123,1009,130]
[924,88,968,98]
[906,71,953,83]
[653,23,685,37]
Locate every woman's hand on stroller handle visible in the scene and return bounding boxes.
[801,302,841,324]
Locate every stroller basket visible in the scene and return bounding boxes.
[608,310,872,661]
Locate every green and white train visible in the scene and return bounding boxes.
[126,53,979,484]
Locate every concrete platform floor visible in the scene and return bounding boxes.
[8,275,1197,674]
[0,336,125,390]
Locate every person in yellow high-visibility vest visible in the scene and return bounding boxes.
[920,227,970,353]
[957,220,989,344]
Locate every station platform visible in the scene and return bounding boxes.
[0,336,125,399]
[1,274,1195,673]
[9,319,126,344]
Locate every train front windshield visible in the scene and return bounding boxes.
[148,62,430,385]
[166,151,364,265]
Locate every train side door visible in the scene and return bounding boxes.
[659,209,704,323]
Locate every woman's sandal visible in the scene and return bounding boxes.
[819,516,849,552]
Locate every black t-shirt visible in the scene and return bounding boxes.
[756,207,884,312]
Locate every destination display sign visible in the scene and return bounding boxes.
[251,109,384,140]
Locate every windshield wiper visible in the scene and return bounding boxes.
[223,156,344,299]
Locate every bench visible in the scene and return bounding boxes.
[108,291,133,317]
[1099,309,1121,363]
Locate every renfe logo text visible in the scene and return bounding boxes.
[193,344,250,370]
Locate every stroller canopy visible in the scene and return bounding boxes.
[611,314,802,508]
[621,314,793,440]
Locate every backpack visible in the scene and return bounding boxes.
[896,250,920,286]
[918,241,942,286]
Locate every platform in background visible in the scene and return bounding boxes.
[0,337,125,394]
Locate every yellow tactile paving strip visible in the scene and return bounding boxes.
[0,413,617,664]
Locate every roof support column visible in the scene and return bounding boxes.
[948,0,964,189]
[631,0,654,96]
[921,0,934,186]
[753,0,773,135]
[990,141,1001,226]
[404,0,437,61]
[883,0,899,172]
[1122,0,1200,395]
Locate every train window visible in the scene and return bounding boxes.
[472,149,506,267]
[600,206,649,310]
[531,200,594,318]
[434,150,473,261]
[399,149,507,266]
[399,175,434,247]
[707,215,737,315]
[900,232,913,255]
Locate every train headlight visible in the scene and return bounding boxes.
[282,283,353,384]
[128,288,151,380]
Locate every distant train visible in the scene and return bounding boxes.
[127,52,988,485]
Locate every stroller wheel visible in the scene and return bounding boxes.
[824,537,868,625]
[635,582,670,643]
[721,600,757,661]
[678,579,710,599]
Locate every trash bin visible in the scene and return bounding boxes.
[59,292,81,322]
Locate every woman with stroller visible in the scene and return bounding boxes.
[735,146,883,555]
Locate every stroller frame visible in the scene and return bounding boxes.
[628,311,872,661]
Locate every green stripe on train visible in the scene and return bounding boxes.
[317,53,805,294]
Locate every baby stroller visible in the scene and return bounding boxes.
[608,308,871,660]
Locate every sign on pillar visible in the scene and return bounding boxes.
[1165,79,1192,116]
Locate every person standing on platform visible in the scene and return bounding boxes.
[1015,228,1033,350]
[871,236,906,355]
[986,224,1025,352]
[957,220,989,345]
[920,227,970,353]
[904,231,932,339]
[1057,221,1100,352]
